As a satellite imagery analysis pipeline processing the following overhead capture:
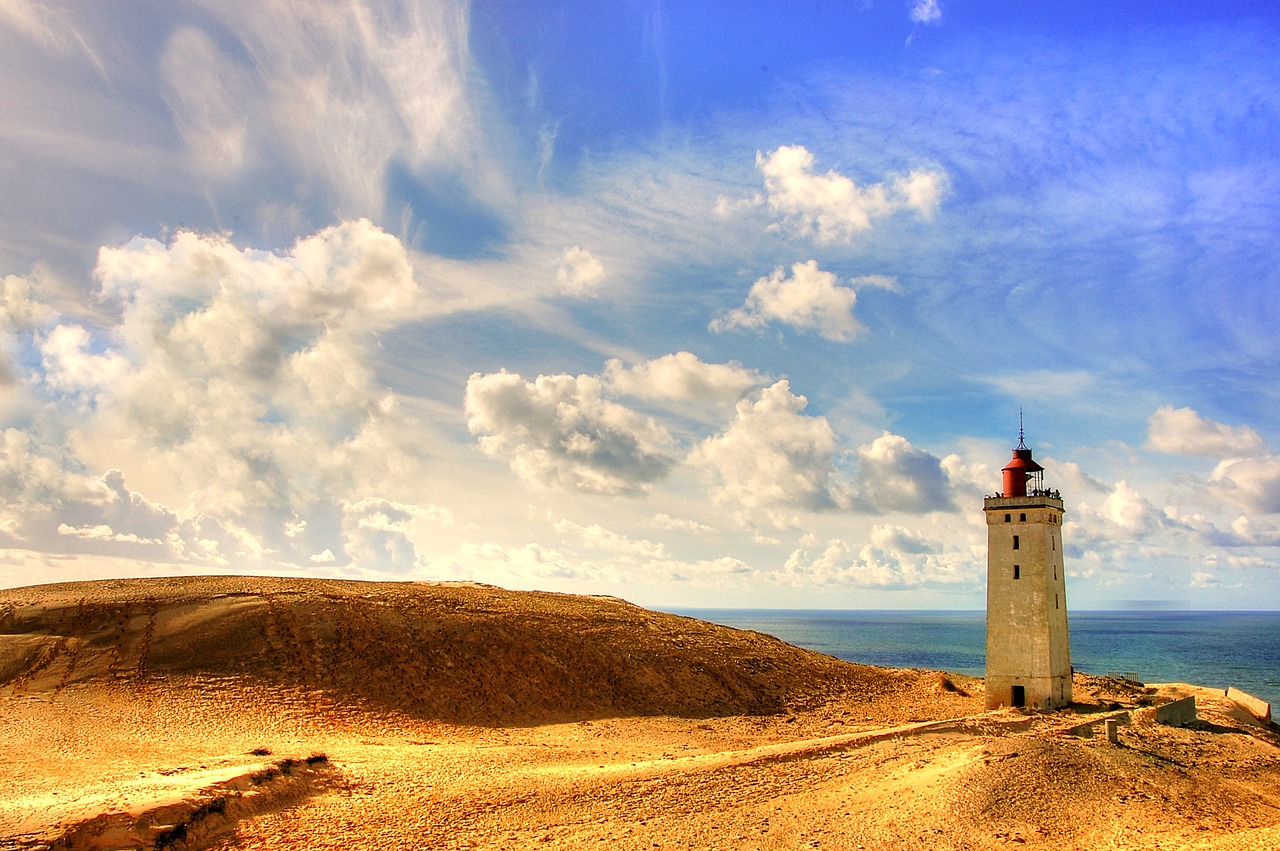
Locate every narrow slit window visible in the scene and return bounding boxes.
[1055,594,1059,609]
[1052,536,1056,551]
[1012,535,1020,550]
[1014,565,1021,580]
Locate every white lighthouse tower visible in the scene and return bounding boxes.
[983,425,1072,710]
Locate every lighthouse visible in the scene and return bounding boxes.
[983,426,1072,710]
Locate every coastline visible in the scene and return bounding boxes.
[670,608,1280,713]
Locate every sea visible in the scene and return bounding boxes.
[668,609,1280,710]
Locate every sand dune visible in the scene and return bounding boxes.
[0,575,919,725]
[2,576,1278,850]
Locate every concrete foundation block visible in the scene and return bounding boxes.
[1105,718,1119,743]
[1155,696,1196,727]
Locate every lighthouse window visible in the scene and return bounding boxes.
[1012,535,1020,550]
[1014,565,1021,580]
[1019,512,1026,522]
[1004,513,1011,522]
[1055,594,1060,610]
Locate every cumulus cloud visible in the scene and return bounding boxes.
[554,246,606,297]
[0,428,112,541]
[0,430,262,564]
[38,324,130,402]
[464,370,676,495]
[85,220,422,521]
[711,261,866,342]
[783,531,969,589]
[1072,480,1179,544]
[460,540,587,581]
[0,221,440,573]
[1209,455,1280,515]
[1147,405,1266,457]
[854,432,955,513]
[553,518,669,559]
[755,145,947,244]
[602,352,767,406]
[1226,515,1280,547]
[0,273,56,386]
[342,498,427,573]
[688,380,847,525]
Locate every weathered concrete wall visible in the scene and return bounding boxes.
[1155,696,1197,727]
[1226,687,1272,722]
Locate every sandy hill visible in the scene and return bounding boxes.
[0,575,909,726]
[3,576,1278,851]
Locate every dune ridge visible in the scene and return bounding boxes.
[0,575,910,726]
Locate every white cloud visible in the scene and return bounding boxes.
[910,0,942,25]
[754,145,947,244]
[1147,405,1266,457]
[1190,570,1219,589]
[688,380,847,525]
[81,221,423,524]
[712,192,763,218]
[0,273,54,331]
[1209,454,1280,514]
[869,523,937,555]
[464,370,677,495]
[854,432,955,513]
[1226,515,1280,547]
[1073,480,1178,543]
[711,260,864,342]
[980,370,1097,400]
[782,533,970,589]
[38,324,130,400]
[553,518,669,559]
[602,352,767,406]
[460,540,588,581]
[0,432,260,564]
[0,221,443,573]
[0,272,56,388]
[647,512,715,535]
[554,246,606,297]
[342,497,427,573]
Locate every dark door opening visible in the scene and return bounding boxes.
[1011,685,1026,707]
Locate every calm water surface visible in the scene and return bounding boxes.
[669,609,1280,709]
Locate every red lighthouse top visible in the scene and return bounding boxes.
[1001,417,1044,498]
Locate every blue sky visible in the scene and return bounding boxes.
[1,0,1278,609]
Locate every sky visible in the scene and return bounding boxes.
[1,0,1278,610]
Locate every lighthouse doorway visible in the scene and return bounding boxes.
[1011,685,1026,707]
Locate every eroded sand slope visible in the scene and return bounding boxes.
[2,576,1278,850]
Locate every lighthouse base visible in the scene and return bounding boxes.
[985,674,1072,711]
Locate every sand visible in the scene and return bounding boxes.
[2,576,1278,850]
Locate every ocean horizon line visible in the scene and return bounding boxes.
[666,607,1280,614]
